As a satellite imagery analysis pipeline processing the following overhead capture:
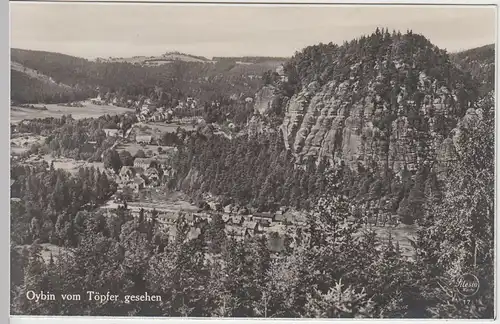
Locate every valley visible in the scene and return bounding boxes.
[11,101,133,123]
[9,27,495,319]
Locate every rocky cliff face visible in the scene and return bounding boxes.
[253,85,276,114]
[280,70,477,175]
[272,31,491,178]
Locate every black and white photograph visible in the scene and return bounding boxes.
[9,2,496,319]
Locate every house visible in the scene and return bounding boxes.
[222,214,231,223]
[136,135,153,144]
[91,94,103,105]
[132,177,145,193]
[230,215,244,226]
[193,212,209,221]
[275,213,285,223]
[184,213,196,226]
[145,167,160,185]
[119,166,135,182]
[208,201,221,211]
[223,204,233,214]
[134,157,169,170]
[134,158,154,169]
[160,212,179,225]
[256,218,271,227]
[188,227,202,240]
[245,97,253,103]
[253,212,276,223]
[103,128,120,137]
[165,110,174,121]
[150,112,164,122]
[224,225,249,240]
[242,220,260,234]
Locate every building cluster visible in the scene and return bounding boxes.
[137,101,174,123]
[124,205,309,245]
[114,156,175,195]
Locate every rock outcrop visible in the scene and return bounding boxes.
[253,85,276,114]
[280,76,476,175]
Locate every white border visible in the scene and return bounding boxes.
[6,0,500,323]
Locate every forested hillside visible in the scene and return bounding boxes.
[451,44,495,96]
[11,69,94,104]
[11,48,282,105]
[168,29,494,225]
[10,29,495,318]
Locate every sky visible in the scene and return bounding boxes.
[10,3,497,59]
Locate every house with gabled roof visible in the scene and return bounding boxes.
[103,128,120,137]
[253,212,276,224]
[230,215,244,226]
[136,135,153,144]
[188,227,202,240]
[145,167,160,186]
[119,166,136,182]
[132,176,145,193]
[224,225,249,240]
[242,220,261,235]
[159,212,179,225]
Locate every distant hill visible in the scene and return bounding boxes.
[10,51,94,104]
[451,44,495,96]
[10,48,270,106]
[96,52,288,67]
[213,56,289,63]
[98,51,212,65]
[10,69,93,104]
[11,61,72,89]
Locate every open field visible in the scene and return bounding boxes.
[24,154,105,174]
[134,122,195,136]
[114,142,176,157]
[10,134,46,154]
[14,243,72,264]
[102,191,198,214]
[363,224,417,258]
[11,101,133,124]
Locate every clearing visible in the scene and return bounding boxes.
[13,243,73,264]
[114,142,175,157]
[134,122,195,137]
[11,101,133,124]
[23,154,105,174]
[10,134,46,154]
[102,191,198,215]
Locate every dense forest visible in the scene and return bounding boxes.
[166,130,440,226]
[14,114,137,161]
[10,70,95,104]
[11,48,282,105]
[451,44,495,96]
[11,163,117,246]
[10,102,494,316]
[10,29,495,318]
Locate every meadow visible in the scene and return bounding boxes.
[10,101,133,123]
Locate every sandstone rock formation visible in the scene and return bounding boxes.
[279,78,471,175]
[253,85,276,115]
